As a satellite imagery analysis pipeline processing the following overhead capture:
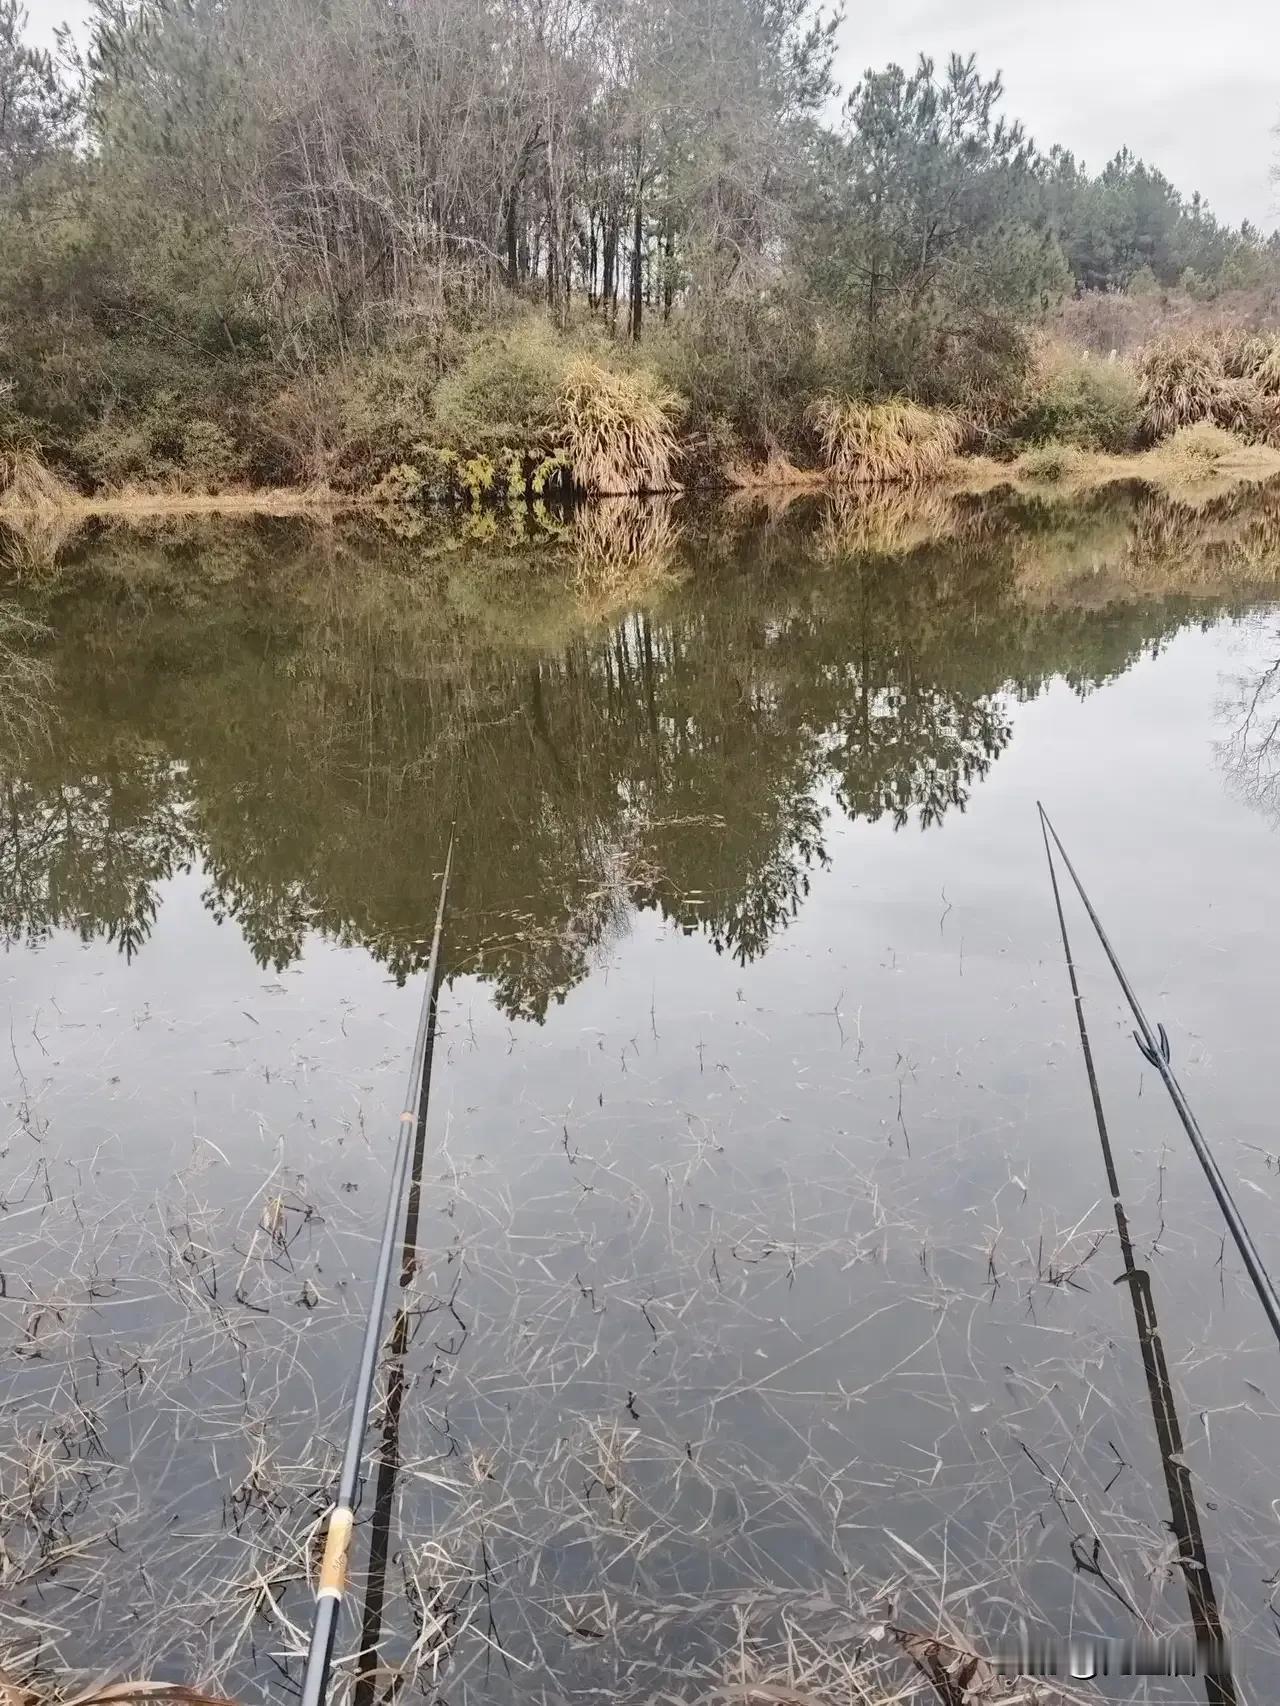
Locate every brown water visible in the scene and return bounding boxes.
[4,485,1280,1703]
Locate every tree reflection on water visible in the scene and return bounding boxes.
[4,481,1280,1017]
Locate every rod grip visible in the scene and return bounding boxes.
[317,1505,354,1600]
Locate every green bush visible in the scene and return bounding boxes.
[1017,441,1083,482]
[1012,345,1142,450]
[73,391,250,490]
[431,317,571,450]
[642,290,832,451]
[178,418,249,490]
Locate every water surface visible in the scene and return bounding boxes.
[4,486,1280,1702]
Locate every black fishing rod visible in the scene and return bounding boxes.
[352,984,470,1706]
[1038,803,1280,1352]
[299,834,455,1706]
[1041,813,1236,1706]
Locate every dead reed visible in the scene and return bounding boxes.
[809,400,963,486]
[560,360,684,495]
[1136,332,1280,443]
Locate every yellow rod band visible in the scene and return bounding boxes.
[317,1505,354,1600]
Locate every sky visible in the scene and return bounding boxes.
[19,0,1280,232]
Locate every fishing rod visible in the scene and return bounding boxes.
[1040,813,1235,1706]
[351,972,469,1706]
[299,834,455,1706]
[1038,803,1280,1352]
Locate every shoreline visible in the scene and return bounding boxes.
[3,443,1280,531]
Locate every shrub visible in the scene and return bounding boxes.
[432,317,571,450]
[262,344,437,487]
[1012,344,1142,451]
[74,392,250,491]
[1016,442,1084,483]
[372,461,429,505]
[337,345,434,465]
[371,445,571,507]
[262,371,352,486]
[1159,421,1240,480]
[642,290,831,451]
[808,398,962,485]
[177,418,249,491]
[559,359,683,494]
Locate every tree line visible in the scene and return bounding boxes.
[2,0,1278,481]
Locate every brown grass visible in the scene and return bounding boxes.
[725,450,824,490]
[960,434,1280,502]
[0,462,358,569]
[560,359,683,495]
[1136,332,1280,443]
[52,487,346,520]
[1056,282,1280,358]
[0,1679,238,1706]
[809,399,962,486]
[0,448,78,512]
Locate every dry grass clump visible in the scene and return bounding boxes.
[1136,331,1280,442]
[670,1605,1088,1706]
[0,451,80,570]
[0,1682,237,1706]
[0,512,79,574]
[1015,442,1086,484]
[0,448,76,513]
[560,359,683,495]
[809,398,962,486]
[1153,422,1244,484]
[1136,337,1223,438]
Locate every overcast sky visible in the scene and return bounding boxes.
[20,0,1280,231]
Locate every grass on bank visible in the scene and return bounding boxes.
[809,397,962,484]
[4,285,1280,511]
[6,321,1280,543]
[1136,328,1280,441]
[560,359,683,494]
[967,421,1280,500]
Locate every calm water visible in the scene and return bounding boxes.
[4,486,1280,1703]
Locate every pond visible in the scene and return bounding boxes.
[4,483,1280,1705]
